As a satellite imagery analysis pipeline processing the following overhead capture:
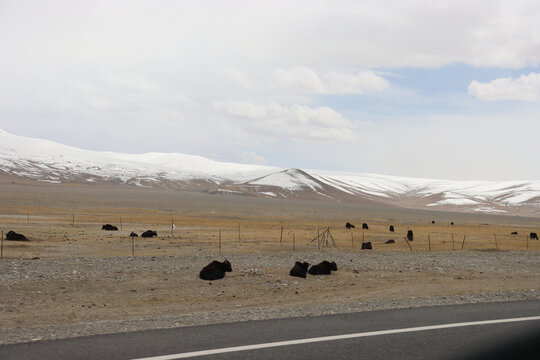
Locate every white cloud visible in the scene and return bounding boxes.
[240,151,268,165]
[105,73,162,93]
[325,71,389,93]
[270,67,326,93]
[219,68,255,89]
[468,72,540,101]
[271,67,389,94]
[212,100,357,143]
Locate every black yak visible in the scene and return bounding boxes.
[407,230,414,242]
[384,239,395,244]
[199,260,232,280]
[361,242,372,250]
[531,232,538,240]
[141,230,158,238]
[431,220,435,224]
[451,222,454,226]
[362,223,369,230]
[102,224,118,231]
[289,261,309,278]
[130,232,138,237]
[5,230,28,241]
[511,231,518,235]
[308,261,338,275]
[345,222,355,229]
[389,225,394,232]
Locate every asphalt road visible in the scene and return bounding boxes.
[2,300,539,360]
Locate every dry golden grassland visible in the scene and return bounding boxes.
[1,204,538,259]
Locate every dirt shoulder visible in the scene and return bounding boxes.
[1,249,539,345]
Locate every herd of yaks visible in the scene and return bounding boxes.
[4,221,538,244]
[198,259,338,281]
[3,221,539,244]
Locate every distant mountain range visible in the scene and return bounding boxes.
[1,129,539,216]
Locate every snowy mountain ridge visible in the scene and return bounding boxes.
[1,129,539,216]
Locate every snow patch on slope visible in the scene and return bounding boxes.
[247,169,322,191]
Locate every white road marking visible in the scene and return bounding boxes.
[132,315,540,360]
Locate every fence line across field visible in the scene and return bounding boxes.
[0,213,538,259]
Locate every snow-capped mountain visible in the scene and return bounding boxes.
[1,129,539,216]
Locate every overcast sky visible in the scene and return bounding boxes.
[1,0,539,180]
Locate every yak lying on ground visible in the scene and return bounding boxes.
[102,224,118,231]
[130,232,138,237]
[362,223,369,230]
[345,222,355,229]
[199,260,232,280]
[511,231,518,235]
[407,230,414,242]
[384,239,395,244]
[5,230,28,241]
[531,232,538,240]
[361,242,372,250]
[389,225,394,232]
[141,230,157,238]
[290,261,309,278]
[308,261,338,275]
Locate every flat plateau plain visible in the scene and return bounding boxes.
[0,177,539,344]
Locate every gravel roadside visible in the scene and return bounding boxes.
[1,250,539,345]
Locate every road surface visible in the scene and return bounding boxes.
[1,300,539,359]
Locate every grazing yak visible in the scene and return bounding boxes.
[531,232,538,240]
[129,232,138,237]
[407,230,414,242]
[5,230,28,241]
[102,224,118,231]
[361,242,372,250]
[451,222,454,226]
[362,223,369,230]
[384,239,395,244]
[141,230,158,238]
[289,261,310,278]
[199,260,232,280]
[345,222,355,229]
[389,225,394,232]
[431,220,435,224]
[308,261,338,275]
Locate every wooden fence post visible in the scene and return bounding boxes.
[293,233,295,252]
[428,234,431,251]
[403,236,413,251]
[452,233,455,251]
[279,226,283,246]
[351,231,355,251]
[1,230,3,259]
[493,234,498,250]
[238,223,241,243]
[219,230,222,255]
[72,213,75,226]
[131,234,134,257]
[461,234,467,250]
